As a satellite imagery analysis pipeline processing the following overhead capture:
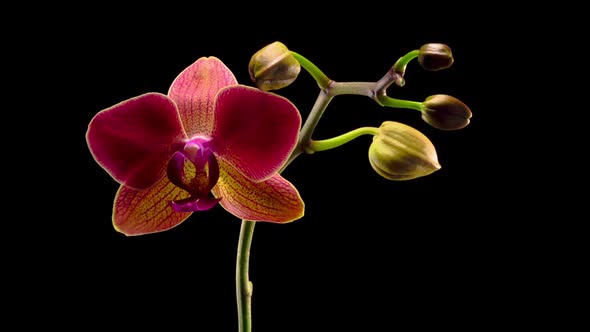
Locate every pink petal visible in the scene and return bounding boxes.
[168,57,237,137]
[212,159,304,223]
[87,93,187,190]
[113,176,193,236]
[211,86,301,182]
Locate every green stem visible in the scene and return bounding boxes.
[235,86,333,332]
[392,49,420,75]
[309,127,379,152]
[291,51,331,89]
[378,95,424,112]
[237,220,256,332]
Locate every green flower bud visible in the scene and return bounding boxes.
[369,121,441,181]
[422,94,472,130]
[418,43,454,71]
[248,41,301,91]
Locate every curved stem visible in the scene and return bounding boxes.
[235,84,333,332]
[235,87,334,332]
[378,95,424,111]
[291,51,331,89]
[392,50,419,75]
[310,127,379,152]
[237,220,256,332]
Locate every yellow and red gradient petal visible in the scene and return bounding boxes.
[211,86,301,182]
[86,93,187,190]
[113,177,193,236]
[212,159,304,223]
[168,57,238,137]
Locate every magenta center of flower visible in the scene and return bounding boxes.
[166,136,221,212]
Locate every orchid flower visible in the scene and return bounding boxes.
[87,57,304,236]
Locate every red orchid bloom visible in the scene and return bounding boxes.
[87,57,304,236]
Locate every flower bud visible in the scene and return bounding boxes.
[248,41,301,91]
[422,94,472,130]
[369,121,440,181]
[418,43,454,71]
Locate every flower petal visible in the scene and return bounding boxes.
[168,57,237,137]
[87,93,187,190]
[212,159,304,223]
[113,176,192,236]
[211,86,301,182]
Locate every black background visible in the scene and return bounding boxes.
[20,6,548,331]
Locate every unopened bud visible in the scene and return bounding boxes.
[369,121,441,181]
[248,41,300,91]
[418,43,454,71]
[422,95,472,130]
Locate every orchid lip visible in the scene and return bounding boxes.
[166,136,220,212]
[170,196,222,212]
